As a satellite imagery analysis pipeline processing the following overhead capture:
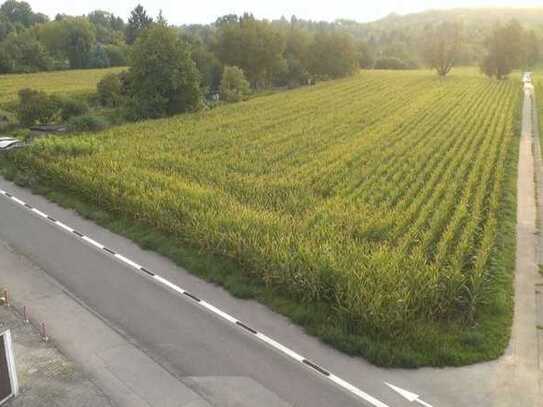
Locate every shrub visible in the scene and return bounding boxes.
[67,114,107,132]
[104,45,128,67]
[219,66,251,103]
[58,96,89,121]
[0,109,16,131]
[97,73,124,107]
[86,45,110,69]
[16,89,60,127]
[374,57,417,70]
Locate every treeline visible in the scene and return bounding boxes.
[0,1,363,91]
[0,1,128,72]
[1,1,541,88]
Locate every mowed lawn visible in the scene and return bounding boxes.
[2,69,521,367]
[0,67,126,106]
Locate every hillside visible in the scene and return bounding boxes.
[334,8,543,66]
[365,8,543,31]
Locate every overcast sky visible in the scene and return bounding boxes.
[25,1,543,25]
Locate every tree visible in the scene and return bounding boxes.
[480,20,525,80]
[86,44,110,68]
[0,0,34,27]
[125,4,153,45]
[219,66,250,102]
[36,17,96,69]
[309,31,358,79]
[0,14,15,41]
[374,56,414,70]
[104,44,128,66]
[190,40,222,93]
[127,24,202,119]
[422,21,462,76]
[357,41,375,69]
[524,30,540,68]
[1,30,50,73]
[156,10,167,26]
[214,14,285,88]
[88,10,125,44]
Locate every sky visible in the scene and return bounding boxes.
[25,0,543,25]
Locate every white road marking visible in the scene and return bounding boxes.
[81,235,105,250]
[10,196,26,206]
[31,208,48,218]
[386,382,433,407]
[0,186,391,407]
[199,300,239,324]
[55,221,74,233]
[154,275,185,295]
[114,253,142,270]
[256,332,305,362]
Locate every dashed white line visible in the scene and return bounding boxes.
[0,186,391,407]
[81,235,105,250]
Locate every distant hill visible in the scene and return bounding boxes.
[333,8,543,66]
[365,8,543,31]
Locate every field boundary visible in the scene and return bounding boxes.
[0,186,390,407]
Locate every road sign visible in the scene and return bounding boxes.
[0,330,18,405]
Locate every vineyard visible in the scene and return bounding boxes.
[0,67,125,106]
[1,69,521,366]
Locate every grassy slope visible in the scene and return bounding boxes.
[0,69,521,367]
[0,67,126,108]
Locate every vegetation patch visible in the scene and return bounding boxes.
[0,67,126,107]
[0,69,521,367]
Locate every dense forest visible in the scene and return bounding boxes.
[1,1,542,94]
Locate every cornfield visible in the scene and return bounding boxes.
[6,69,521,338]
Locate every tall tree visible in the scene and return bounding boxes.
[214,13,285,88]
[125,4,153,45]
[0,0,35,27]
[422,21,463,77]
[524,30,540,68]
[37,17,95,69]
[88,10,125,45]
[127,24,202,119]
[0,30,50,73]
[480,20,525,80]
[309,31,358,79]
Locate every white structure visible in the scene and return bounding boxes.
[0,330,17,405]
[0,138,22,151]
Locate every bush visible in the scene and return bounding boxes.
[86,45,110,69]
[374,57,417,70]
[16,89,60,127]
[67,114,108,132]
[104,45,128,67]
[57,96,89,121]
[219,66,251,103]
[97,73,124,107]
[0,109,16,131]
